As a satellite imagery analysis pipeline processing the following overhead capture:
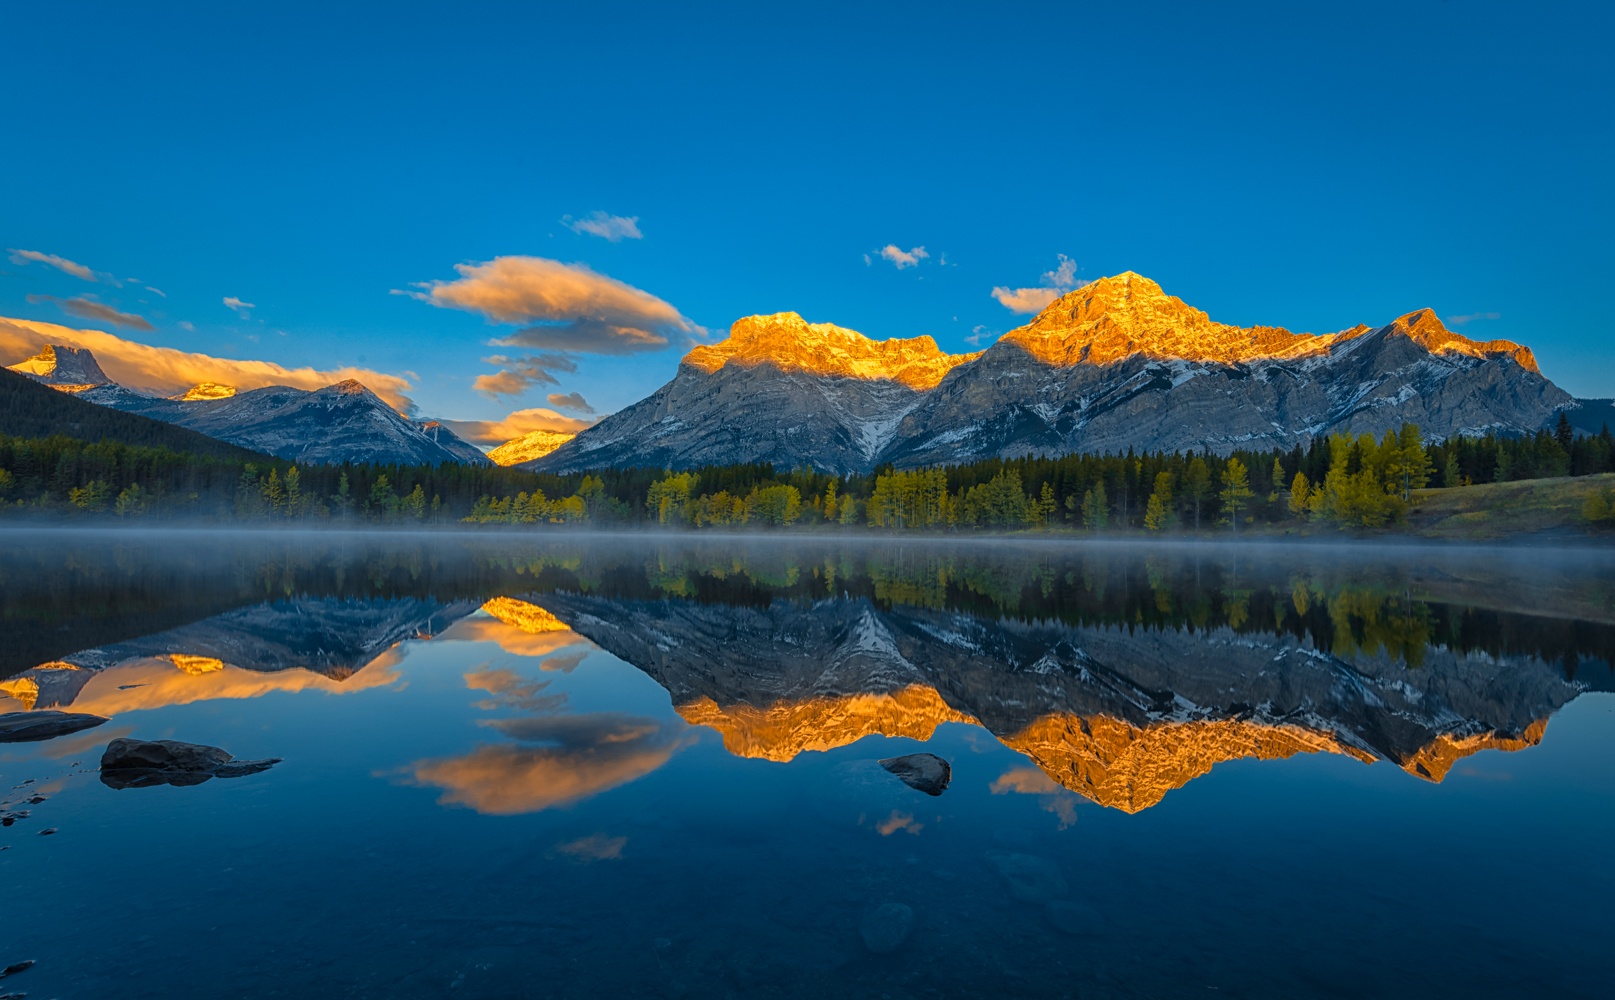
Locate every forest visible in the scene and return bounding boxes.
[2,411,1612,532]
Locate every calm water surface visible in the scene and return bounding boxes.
[2,529,1613,999]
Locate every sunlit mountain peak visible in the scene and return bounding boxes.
[1004,271,1537,369]
[488,429,576,466]
[166,654,227,674]
[683,311,981,390]
[480,597,571,634]
[5,343,113,392]
[171,381,237,400]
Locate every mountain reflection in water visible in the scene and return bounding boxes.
[3,536,1607,815]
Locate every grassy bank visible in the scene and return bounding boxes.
[1406,473,1615,540]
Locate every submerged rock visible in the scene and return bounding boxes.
[859,902,914,954]
[878,753,952,796]
[99,738,281,789]
[985,851,1069,903]
[0,959,34,978]
[0,710,108,744]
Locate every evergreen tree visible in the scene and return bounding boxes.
[1081,480,1110,530]
[1183,457,1211,530]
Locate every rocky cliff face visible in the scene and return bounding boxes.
[8,346,488,466]
[534,273,1572,473]
[6,344,114,391]
[524,592,1581,812]
[528,313,980,475]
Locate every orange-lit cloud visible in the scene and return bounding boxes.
[407,712,684,815]
[876,810,923,836]
[990,766,1079,829]
[992,254,1084,314]
[439,407,594,445]
[562,212,642,242]
[0,315,417,410]
[399,255,699,355]
[472,352,578,398]
[25,295,153,331]
[8,248,98,282]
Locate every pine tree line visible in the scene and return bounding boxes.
[3,412,1612,529]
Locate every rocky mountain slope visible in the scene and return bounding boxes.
[532,273,1573,473]
[527,313,979,474]
[0,364,265,460]
[7,345,488,466]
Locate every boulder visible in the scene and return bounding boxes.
[0,710,107,744]
[878,753,951,796]
[99,738,281,789]
[859,903,913,955]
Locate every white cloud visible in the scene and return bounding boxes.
[1446,311,1501,326]
[562,212,643,242]
[400,255,698,355]
[1042,254,1079,289]
[223,296,255,318]
[964,324,997,347]
[991,254,1085,314]
[177,320,195,332]
[0,315,416,411]
[8,248,97,282]
[878,245,929,269]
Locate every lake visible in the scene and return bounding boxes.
[2,529,1612,998]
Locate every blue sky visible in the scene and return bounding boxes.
[2,1,1611,440]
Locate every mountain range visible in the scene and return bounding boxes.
[532,272,1576,474]
[6,344,488,466]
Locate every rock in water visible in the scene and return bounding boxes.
[860,903,914,954]
[985,851,1069,904]
[1046,900,1104,936]
[0,711,108,744]
[878,753,952,796]
[99,738,281,789]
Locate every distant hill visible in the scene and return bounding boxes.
[0,365,266,460]
[5,344,488,467]
[1567,399,1615,436]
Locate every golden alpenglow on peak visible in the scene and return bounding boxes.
[683,311,981,390]
[173,382,237,400]
[1387,308,1541,373]
[1003,271,1538,369]
[487,429,576,466]
[480,597,571,634]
